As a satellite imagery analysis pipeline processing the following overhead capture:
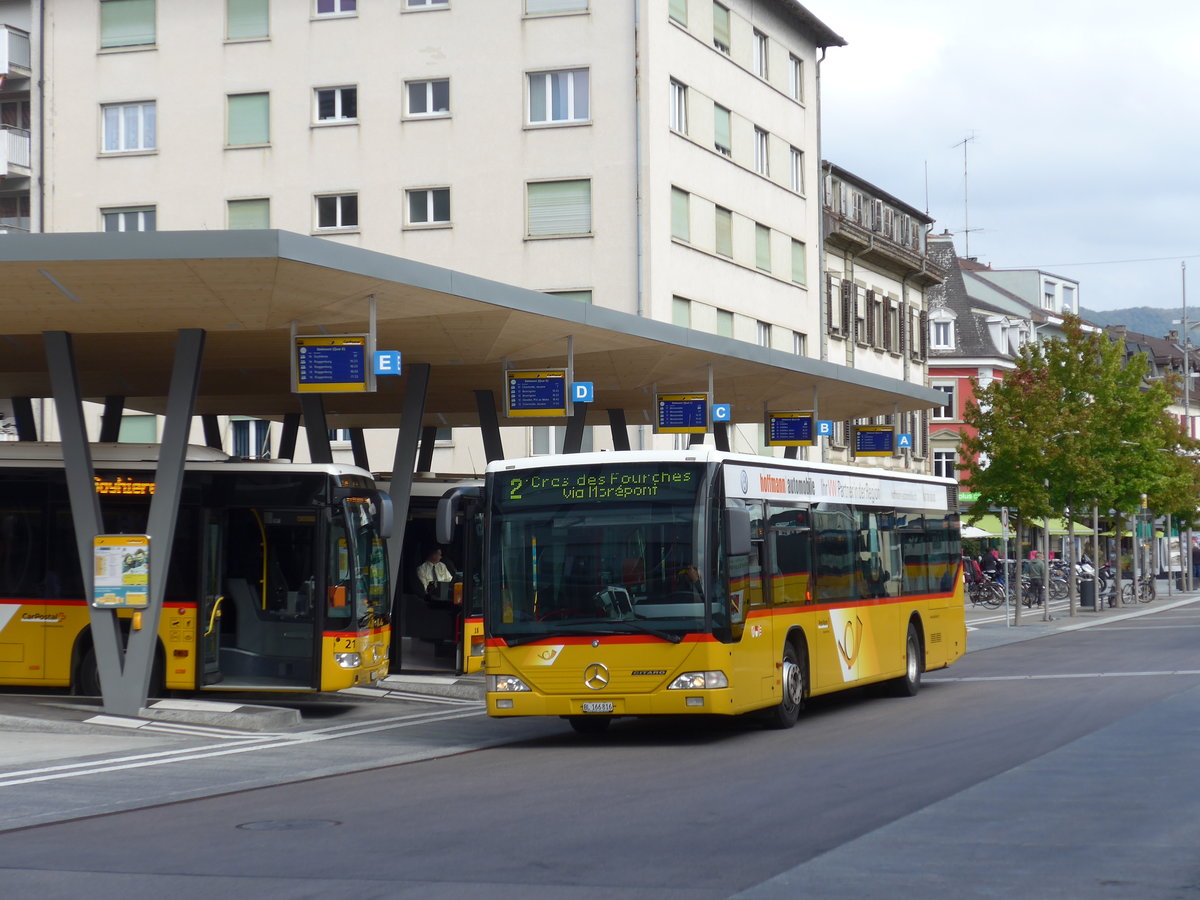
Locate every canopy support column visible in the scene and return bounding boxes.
[607,409,631,451]
[562,405,588,454]
[202,415,222,450]
[349,427,369,470]
[98,396,124,443]
[474,390,504,463]
[279,412,301,461]
[12,397,37,441]
[416,425,437,473]
[301,395,333,464]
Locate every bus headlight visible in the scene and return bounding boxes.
[667,671,728,690]
[487,674,532,692]
[334,652,362,669]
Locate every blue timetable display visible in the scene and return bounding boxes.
[655,394,708,434]
[506,370,569,417]
[854,426,895,456]
[295,335,369,393]
[766,412,814,446]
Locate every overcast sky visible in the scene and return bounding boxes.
[801,0,1200,314]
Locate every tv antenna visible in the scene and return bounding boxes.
[952,132,982,257]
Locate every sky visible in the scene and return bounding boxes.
[800,0,1200,313]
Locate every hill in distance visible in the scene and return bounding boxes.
[1081,306,1200,339]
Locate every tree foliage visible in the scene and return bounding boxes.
[961,315,1200,525]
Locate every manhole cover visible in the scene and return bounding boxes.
[237,819,341,831]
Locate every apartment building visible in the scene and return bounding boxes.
[4,1,912,470]
[821,162,942,473]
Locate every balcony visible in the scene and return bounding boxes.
[2,26,31,80]
[824,209,946,288]
[1,125,30,176]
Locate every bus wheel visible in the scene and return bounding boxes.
[567,716,612,736]
[76,646,102,697]
[891,624,923,697]
[767,641,805,729]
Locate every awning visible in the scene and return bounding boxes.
[965,515,1094,536]
[961,524,992,539]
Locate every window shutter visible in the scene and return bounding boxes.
[898,301,907,355]
[825,273,834,333]
[713,3,731,49]
[529,0,589,12]
[919,310,929,360]
[101,0,156,48]
[668,0,687,24]
[866,290,876,346]
[883,298,892,350]
[228,93,269,145]
[227,0,268,39]
[841,280,853,338]
[527,180,591,236]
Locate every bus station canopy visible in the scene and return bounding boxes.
[0,231,945,429]
[968,515,1095,537]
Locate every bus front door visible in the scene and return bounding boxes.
[200,511,224,685]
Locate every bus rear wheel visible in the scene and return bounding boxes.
[891,623,923,697]
[767,641,805,729]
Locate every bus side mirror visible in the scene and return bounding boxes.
[376,490,394,540]
[328,585,347,608]
[437,486,481,545]
[725,507,752,556]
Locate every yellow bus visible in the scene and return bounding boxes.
[481,450,965,733]
[0,444,392,695]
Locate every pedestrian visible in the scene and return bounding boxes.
[981,547,1002,583]
[1191,541,1200,581]
[1023,550,1046,581]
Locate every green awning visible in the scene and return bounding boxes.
[965,515,1094,536]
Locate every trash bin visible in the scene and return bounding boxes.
[1079,578,1096,609]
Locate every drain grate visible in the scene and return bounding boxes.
[237,819,341,831]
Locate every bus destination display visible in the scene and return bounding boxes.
[506,370,568,418]
[655,393,708,434]
[766,412,814,446]
[497,464,699,508]
[295,336,369,393]
[854,426,895,456]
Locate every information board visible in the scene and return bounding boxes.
[506,370,569,418]
[765,411,814,446]
[93,535,150,609]
[294,335,369,393]
[655,393,709,434]
[854,426,895,457]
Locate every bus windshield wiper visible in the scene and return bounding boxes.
[498,619,681,645]
[589,621,682,643]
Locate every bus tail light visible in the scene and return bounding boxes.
[470,636,485,657]
[667,671,728,690]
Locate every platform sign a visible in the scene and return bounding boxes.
[655,393,709,434]
[766,411,814,447]
[854,425,895,457]
[506,370,569,418]
[92,535,150,609]
[294,335,369,393]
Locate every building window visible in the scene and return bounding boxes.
[528,69,589,124]
[101,0,155,49]
[533,425,593,455]
[932,382,955,420]
[673,296,691,328]
[755,223,771,272]
[754,127,769,175]
[228,198,269,229]
[933,449,956,479]
[315,0,356,14]
[671,187,690,242]
[931,319,953,349]
[789,147,803,193]
[1042,283,1056,309]
[227,0,268,39]
[119,414,157,443]
[753,30,768,78]
[406,79,450,117]
[102,206,156,232]
[669,80,688,134]
[1062,285,1075,313]
[101,101,156,152]
[546,289,592,304]
[407,187,451,226]
[757,320,771,348]
[715,206,733,258]
[716,309,733,337]
[0,195,31,231]
[793,331,807,356]
[712,2,730,54]
[233,419,272,459]
[315,193,358,230]
[406,0,449,7]
[227,92,269,146]
[315,86,357,122]
[714,105,731,156]
[527,0,588,13]
[789,54,803,101]
[791,240,806,285]
[527,179,591,237]
[669,0,687,25]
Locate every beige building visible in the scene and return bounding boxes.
[0,0,934,472]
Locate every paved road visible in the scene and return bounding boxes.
[3,598,1200,898]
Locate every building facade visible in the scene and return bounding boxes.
[0,1,933,472]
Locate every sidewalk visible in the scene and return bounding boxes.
[965,590,1200,652]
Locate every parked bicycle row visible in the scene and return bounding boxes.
[965,556,1154,609]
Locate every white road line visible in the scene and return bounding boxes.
[0,707,485,787]
[931,670,1200,682]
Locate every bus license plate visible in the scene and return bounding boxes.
[581,702,614,714]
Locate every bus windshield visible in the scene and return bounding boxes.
[486,463,707,642]
[329,497,390,625]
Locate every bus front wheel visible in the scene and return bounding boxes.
[767,640,806,729]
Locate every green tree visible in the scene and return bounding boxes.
[961,316,1200,526]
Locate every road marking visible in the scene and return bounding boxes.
[931,670,1200,682]
[0,706,485,788]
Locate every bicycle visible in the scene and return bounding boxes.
[1121,572,1155,605]
[967,574,1005,609]
[1018,576,1044,608]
